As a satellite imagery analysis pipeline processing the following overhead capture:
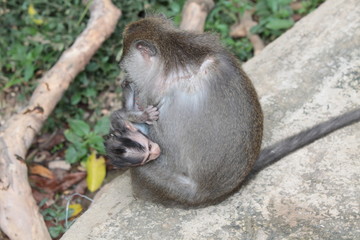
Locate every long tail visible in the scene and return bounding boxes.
[252,108,360,173]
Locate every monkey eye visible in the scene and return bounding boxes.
[148,142,152,151]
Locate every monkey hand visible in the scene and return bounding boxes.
[143,105,159,125]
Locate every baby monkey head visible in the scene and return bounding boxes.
[104,127,161,168]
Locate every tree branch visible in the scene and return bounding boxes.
[180,0,214,32]
[0,0,121,239]
[230,10,265,55]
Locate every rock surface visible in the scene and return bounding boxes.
[62,0,360,239]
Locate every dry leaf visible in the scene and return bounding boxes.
[57,172,86,192]
[30,165,54,179]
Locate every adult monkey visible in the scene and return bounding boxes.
[115,15,360,207]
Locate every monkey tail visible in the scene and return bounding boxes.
[252,108,360,173]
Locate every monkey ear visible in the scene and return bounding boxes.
[134,40,157,58]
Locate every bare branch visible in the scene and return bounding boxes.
[180,0,214,32]
[0,0,121,239]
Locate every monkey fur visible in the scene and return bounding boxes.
[112,15,360,207]
[105,81,161,168]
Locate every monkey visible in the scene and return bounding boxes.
[114,79,160,131]
[113,15,360,207]
[104,80,161,168]
[104,120,161,168]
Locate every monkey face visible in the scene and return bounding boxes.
[104,128,161,168]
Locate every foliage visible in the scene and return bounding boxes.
[40,200,73,238]
[205,0,254,61]
[296,0,325,15]
[64,117,109,163]
[251,0,294,42]
[0,1,88,95]
[251,0,325,43]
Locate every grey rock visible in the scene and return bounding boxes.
[62,0,360,239]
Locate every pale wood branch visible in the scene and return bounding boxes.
[180,0,214,32]
[230,10,265,55]
[0,0,121,239]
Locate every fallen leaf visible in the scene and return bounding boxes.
[29,171,86,196]
[30,165,54,179]
[57,172,86,192]
[29,175,59,194]
[38,130,65,150]
[86,151,106,192]
[69,204,83,217]
[32,188,54,205]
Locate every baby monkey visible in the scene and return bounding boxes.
[104,81,161,168]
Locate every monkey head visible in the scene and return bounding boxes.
[120,15,216,80]
[104,122,161,168]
